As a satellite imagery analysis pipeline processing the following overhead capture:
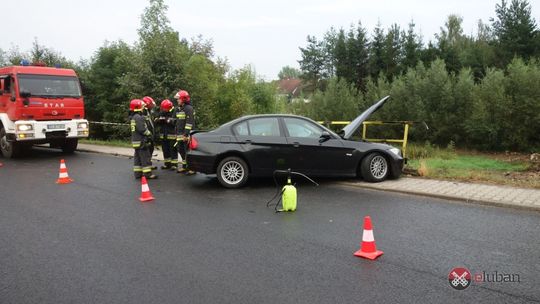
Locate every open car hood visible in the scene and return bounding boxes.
[339,95,390,140]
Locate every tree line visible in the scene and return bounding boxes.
[1,0,538,151]
[292,0,540,151]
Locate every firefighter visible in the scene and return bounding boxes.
[155,99,178,170]
[142,96,157,170]
[175,90,195,175]
[130,99,158,179]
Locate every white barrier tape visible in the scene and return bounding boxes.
[89,121,129,127]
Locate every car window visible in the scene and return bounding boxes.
[233,121,249,136]
[248,118,280,136]
[284,117,324,138]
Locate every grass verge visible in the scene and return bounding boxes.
[80,138,131,148]
[404,143,539,188]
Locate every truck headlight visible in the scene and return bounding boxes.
[16,124,33,131]
[389,147,401,156]
[77,122,88,130]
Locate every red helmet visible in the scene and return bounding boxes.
[130,99,145,112]
[174,90,190,103]
[142,96,156,109]
[160,99,174,112]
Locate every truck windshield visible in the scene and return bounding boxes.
[17,74,82,98]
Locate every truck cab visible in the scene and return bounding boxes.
[0,64,89,158]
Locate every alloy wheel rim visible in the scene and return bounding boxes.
[370,155,387,179]
[221,161,244,184]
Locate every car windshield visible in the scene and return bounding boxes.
[17,74,82,98]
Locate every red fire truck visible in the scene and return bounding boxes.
[0,63,89,158]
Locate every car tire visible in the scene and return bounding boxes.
[0,125,21,158]
[216,156,249,188]
[361,152,389,182]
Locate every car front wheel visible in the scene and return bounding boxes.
[361,152,389,182]
[216,156,249,188]
[0,125,21,158]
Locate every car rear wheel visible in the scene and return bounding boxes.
[217,156,248,188]
[361,152,389,182]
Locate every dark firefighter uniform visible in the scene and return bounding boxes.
[176,102,195,174]
[131,106,157,179]
[155,104,178,169]
[142,106,157,169]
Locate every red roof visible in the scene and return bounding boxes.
[278,78,302,97]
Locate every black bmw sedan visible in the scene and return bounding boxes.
[186,96,404,188]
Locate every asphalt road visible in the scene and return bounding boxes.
[1,149,539,304]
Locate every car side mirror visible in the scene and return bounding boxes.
[20,89,31,98]
[319,131,331,143]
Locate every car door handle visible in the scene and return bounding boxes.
[292,142,300,148]
[242,140,252,144]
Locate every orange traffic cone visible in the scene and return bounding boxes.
[56,159,73,184]
[139,176,155,202]
[354,216,383,260]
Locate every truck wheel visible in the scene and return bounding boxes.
[361,152,389,182]
[0,125,21,158]
[62,138,78,154]
[216,156,249,188]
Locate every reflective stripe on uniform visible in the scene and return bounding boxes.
[132,141,141,148]
[142,166,152,173]
[133,166,143,172]
[171,160,178,164]
[167,135,176,139]
[176,113,186,119]
[185,124,192,130]
[144,130,151,136]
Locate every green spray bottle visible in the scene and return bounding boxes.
[266,169,318,213]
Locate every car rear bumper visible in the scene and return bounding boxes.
[186,152,216,174]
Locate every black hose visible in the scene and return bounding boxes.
[265,169,318,211]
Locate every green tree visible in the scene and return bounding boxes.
[382,24,402,80]
[82,41,136,123]
[334,29,351,82]
[305,78,359,121]
[465,68,508,149]
[299,35,327,91]
[436,15,465,74]
[491,0,539,65]
[503,58,540,150]
[368,23,385,80]
[460,20,497,80]
[402,21,422,70]
[278,66,301,80]
[347,22,370,91]
[183,54,222,128]
[135,0,191,100]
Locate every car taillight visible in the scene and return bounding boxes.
[189,136,198,150]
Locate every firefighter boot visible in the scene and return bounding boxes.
[145,173,159,179]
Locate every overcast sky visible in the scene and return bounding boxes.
[2,0,539,80]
